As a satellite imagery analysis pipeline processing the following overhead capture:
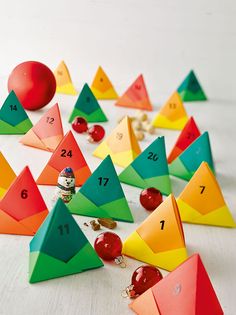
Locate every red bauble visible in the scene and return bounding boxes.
[140,187,163,211]
[72,117,88,133]
[94,232,122,261]
[8,61,56,111]
[88,125,105,142]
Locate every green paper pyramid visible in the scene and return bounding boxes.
[69,83,108,123]
[68,155,133,222]
[0,91,33,134]
[119,136,172,195]
[29,199,103,283]
[177,70,207,102]
[169,132,214,181]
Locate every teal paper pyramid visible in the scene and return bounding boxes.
[68,155,133,222]
[69,83,108,123]
[0,91,33,134]
[169,132,214,181]
[119,136,172,195]
[29,199,103,283]
[177,70,207,102]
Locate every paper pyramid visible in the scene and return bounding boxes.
[29,199,103,283]
[90,66,118,100]
[168,117,201,163]
[169,132,215,181]
[68,83,108,123]
[54,61,77,95]
[129,254,223,315]
[0,166,48,235]
[119,137,172,195]
[93,116,141,168]
[177,162,236,227]
[20,103,64,152]
[152,92,188,130]
[0,152,16,198]
[37,131,91,186]
[177,70,207,102]
[115,74,153,111]
[0,91,33,134]
[122,194,188,271]
[68,155,133,222]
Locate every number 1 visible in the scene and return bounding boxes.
[160,220,165,230]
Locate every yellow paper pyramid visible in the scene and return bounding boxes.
[91,66,118,99]
[54,61,77,95]
[0,152,16,198]
[93,116,141,168]
[122,194,188,271]
[152,92,188,130]
[177,162,236,228]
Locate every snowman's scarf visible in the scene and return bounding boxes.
[57,183,75,194]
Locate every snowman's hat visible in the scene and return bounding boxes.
[59,167,75,178]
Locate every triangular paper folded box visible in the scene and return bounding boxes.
[0,152,16,198]
[119,136,172,195]
[69,83,108,123]
[37,131,91,186]
[0,90,33,134]
[68,155,133,222]
[20,103,64,152]
[29,199,103,283]
[129,254,223,315]
[91,66,118,100]
[93,116,141,168]
[122,194,188,271]
[54,61,77,95]
[0,166,48,235]
[177,162,236,228]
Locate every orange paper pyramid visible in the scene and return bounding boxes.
[0,152,16,198]
[115,74,153,111]
[93,116,141,168]
[20,103,64,152]
[177,162,236,227]
[122,194,188,271]
[37,131,91,186]
[130,254,223,315]
[54,61,77,95]
[152,92,188,130]
[91,66,118,99]
[0,166,48,235]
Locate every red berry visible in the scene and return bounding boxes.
[94,232,122,261]
[72,117,88,133]
[140,187,163,211]
[88,125,105,142]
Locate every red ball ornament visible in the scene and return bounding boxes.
[140,187,163,211]
[88,125,105,143]
[72,117,88,133]
[8,61,56,111]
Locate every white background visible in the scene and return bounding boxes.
[0,1,235,315]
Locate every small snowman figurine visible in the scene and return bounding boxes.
[52,167,76,205]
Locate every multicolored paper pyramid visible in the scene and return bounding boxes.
[168,117,201,163]
[91,66,118,100]
[177,162,236,227]
[68,155,133,222]
[0,91,33,134]
[29,198,103,283]
[37,131,91,186]
[68,83,108,123]
[115,74,153,111]
[119,136,172,195]
[0,166,48,235]
[152,91,188,130]
[93,116,141,168]
[0,152,16,198]
[54,61,77,95]
[20,103,64,152]
[177,70,207,102]
[122,194,188,271]
[169,131,215,181]
[129,254,223,315]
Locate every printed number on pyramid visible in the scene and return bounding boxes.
[160,220,165,230]
[169,103,176,109]
[187,132,195,140]
[148,152,158,161]
[173,283,182,295]
[116,133,123,140]
[58,224,70,235]
[46,117,55,124]
[10,105,17,111]
[21,189,28,199]
[200,185,205,194]
[98,177,109,186]
[57,71,63,76]
[61,149,73,158]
